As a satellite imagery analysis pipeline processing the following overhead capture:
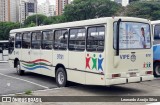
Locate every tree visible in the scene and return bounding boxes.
[129,0,139,3]
[63,0,122,22]
[124,1,160,20]
[0,22,20,40]
[43,15,66,25]
[24,14,47,27]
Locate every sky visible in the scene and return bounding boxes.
[37,0,55,5]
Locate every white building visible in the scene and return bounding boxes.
[10,0,19,22]
[0,0,9,22]
[38,0,55,17]
[0,0,19,22]
[19,0,37,23]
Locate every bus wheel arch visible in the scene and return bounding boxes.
[153,61,160,77]
[55,64,67,87]
[14,58,19,68]
[14,58,24,75]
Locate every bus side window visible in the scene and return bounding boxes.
[69,28,86,51]
[31,32,41,49]
[15,33,22,48]
[22,33,31,49]
[42,31,53,50]
[54,29,68,50]
[87,26,105,52]
[154,25,160,39]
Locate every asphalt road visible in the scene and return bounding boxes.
[0,63,67,95]
[0,62,160,98]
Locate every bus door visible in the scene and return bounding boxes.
[113,21,152,81]
[68,28,86,84]
[29,31,42,73]
[14,33,22,62]
[40,30,54,76]
[85,26,106,85]
[21,32,31,71]
[53,29,68,77]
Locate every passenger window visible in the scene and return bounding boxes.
[22,32,31,49]
[15,33,22,48]
[69,28,86,51]
[31,32,41,49]
[87,26,105,52]
[54,29,68,50]
[42,31,53,50]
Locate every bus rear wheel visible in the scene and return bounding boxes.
[56,67,67,87]
[16,61,24,76]
[154,62,160,77]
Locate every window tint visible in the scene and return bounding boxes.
[87,26,105,52]
[154,25,160,39]
[54,29,68,50]
[69,28,86,51]
[15,33,22,48]
[22,32,31,49]
[31,32,41,49]
[42,31,53,50]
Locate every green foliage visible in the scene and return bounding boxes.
[24,14,47,27]
[125,1,160,20]
[43,15,66,25]
[63,0,122,21]
[24,90,32,95]
[0,22,20,40]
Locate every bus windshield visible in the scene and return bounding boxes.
[114,22,151,49]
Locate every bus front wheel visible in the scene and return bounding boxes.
[154,62,160,77]
[16,61,24,76]
[56,67,67,87]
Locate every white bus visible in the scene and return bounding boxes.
[9,17,154,87]
[151,20,160,77]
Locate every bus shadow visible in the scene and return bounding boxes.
[15,71,78,87]
[67,84,148,96]
[12,71,149,95]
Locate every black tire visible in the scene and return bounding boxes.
[16,61,24,76]
[56,67,67,87]
[153,62,160,77]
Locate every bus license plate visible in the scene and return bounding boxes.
[130,72,137,77]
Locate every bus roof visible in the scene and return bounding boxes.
[10,17,150,34]
[151,20,160,25]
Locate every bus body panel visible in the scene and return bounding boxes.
[68,51,86,84]
[9,17,154,86]
[105,18,153,85]
[40,50,54,77]
[21,49,31,71]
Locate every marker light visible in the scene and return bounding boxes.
[146,71,153,75]
[112,74,121,78]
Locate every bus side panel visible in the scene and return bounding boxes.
[68,51,85,84]
[85,53,105,85]
[40,50,54,77]
[53,51,68,77]
[21,49,31,71]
